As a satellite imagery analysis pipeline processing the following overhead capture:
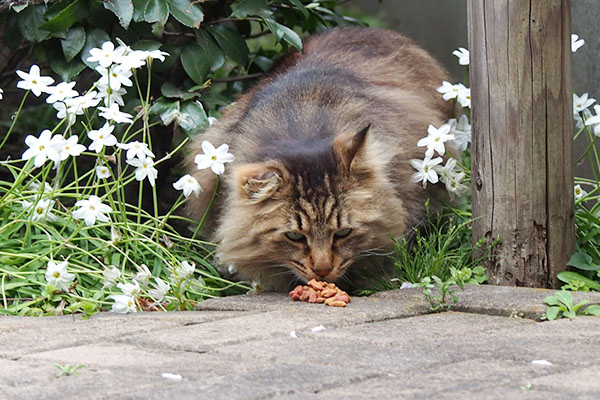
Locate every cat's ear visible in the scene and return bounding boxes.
[332,124,370,170]
[235,163,284,203]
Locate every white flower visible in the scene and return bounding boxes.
[117,280,141,297]
[575,108,593,130]
[116,141,155,160]
[144,49,170,62]
[21,198,58,223]
[72,195,112,227]
[444,172,469,197]
[117,49,148,70]
[95,65,133,91]
[148,277,170,302]
[45,82,78,104]
[175,261,195,281]
[88,123,117,153]
[133,264,152,288]
[45,260,75,291]
[102,265,121,288]
[436,158,460,184]
[448,115,472,152]
[95,165,111,179]
[452,47,469,65]
[0,87,3,100]
[574,184,587,201]
[57,135,86,160]
[194,141,235,175]
[97,84,126,107]
[456,86,471,108]
[173,174,202,198]
[417,124,455,158]
[98,103,133,124]
[16,65,54,97]
[126,156,158,187]
[571,34,584,53]
[573,93,595,114]
[73,91,102,110]
[410,156,443,188]
[436,81,464,101]
[22,130,62,168]
[208,116,218,126]
[110,294,137,313]
[585,105,600,137]
[87,41,126,68]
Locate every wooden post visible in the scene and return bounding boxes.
[468,0,575,288]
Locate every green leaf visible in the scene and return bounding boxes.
[80,29,110,68]
[180,101,209,136]
[231,0,269,18]
[17,4,50,42]
[195,30,225,71]
[145,0,169,24]
[567,250,600,271]
[207,25,249,65]
[544,306,560,321]
[132,0,149,22]
[103,0,134,29]
[181,42,211,84]
[554,290,573,308]
[287,0,308,19]
[161,82,200,100]
[40,0,88,33]
[583,305,600,316]
[48,45,86,81]
[167,0,204,28]
[61,25,86,62]
[252,55,273,72]
[262,18,303,51]
[543,295,561,306]
[557,271,600,291]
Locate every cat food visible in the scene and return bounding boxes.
[289,279,351,307]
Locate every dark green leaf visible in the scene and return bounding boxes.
[40,0,88,33]
[262,18,302,51]
[132,0,149,22]
[17,5,50,42]
[4,13,23,51]
[145,0,169,24]
[557,271,600,291]
[195,30,225,71]
[80,28,110,69]
[287,0,308,19]
[180,101,209,136]
[61,25,86,62]
[231,0,269,18]
[103,0,134,29]
[48,44,86,81]
[207,25,249,65]
[567,250,600,271]
[150,97,179,116]
[180,42,210,84]
[167,0,204,28]
[252,55,273,72]
[161,82,200,100]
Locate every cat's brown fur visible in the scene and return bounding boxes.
[185,28,453,291]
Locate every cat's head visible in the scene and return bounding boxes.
[216,125,409,288]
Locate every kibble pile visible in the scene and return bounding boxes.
[288,279,351,307]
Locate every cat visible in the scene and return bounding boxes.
[185,27,453,291]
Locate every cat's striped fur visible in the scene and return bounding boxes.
[186,28,453,290]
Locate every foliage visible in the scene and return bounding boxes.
[418,265,487,312]
[54,363,85,378]
[541,290,600,320]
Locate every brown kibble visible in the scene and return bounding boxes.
[307,289,318,303]
[288,280,351,307]
[324,297,347,307]
[321,288,337,298]
[289,285,303,301]
[316,296,326,303]
[334,293,350,303]
[307,279,324,291]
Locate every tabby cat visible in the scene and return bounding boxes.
[186,28,453,291]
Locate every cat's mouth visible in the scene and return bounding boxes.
[290,258,355,283]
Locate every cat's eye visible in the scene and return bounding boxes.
[285,231,306,242]
[334,228,352,239]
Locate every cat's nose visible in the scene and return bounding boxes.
[312,264,333,278]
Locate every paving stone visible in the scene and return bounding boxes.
[528,366,600,397]
[0,311,241,359]
[373,285,600,320]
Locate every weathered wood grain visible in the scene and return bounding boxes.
[468,0,574,287]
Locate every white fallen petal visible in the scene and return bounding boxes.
[311,325,326,333]
[161,373,183,380]
[290,330,298,338]
[531,360,552,366]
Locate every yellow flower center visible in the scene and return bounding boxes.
[211,155,217,161]
[53,272,60,278]
[424,166,429,172]
[89,205,95,211]
[36,207,44,214]
[39,145,45,151]
[99,134,104,139]
[32,80,37,85]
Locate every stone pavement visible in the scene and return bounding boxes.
[2,285,600,400]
